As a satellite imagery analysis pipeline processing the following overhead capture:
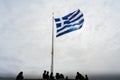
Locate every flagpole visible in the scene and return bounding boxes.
[51,12,54,73]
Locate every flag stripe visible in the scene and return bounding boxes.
[64,20,70,24]
[57,22,84,35]
[57,25,71,32]
[70,14,83,23]
[62,11,75,19]
[57,25,83,37]
[55,18,60,22]
[69,9,80,20]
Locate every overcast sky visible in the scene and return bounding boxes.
[0,0,120,78]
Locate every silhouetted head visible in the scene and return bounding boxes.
[44,70,46,73]
[56,73,59,75]
[19,71,23,75]
[51,72,53,75]
[77,72,79,75]
[85,75,88,78]
[47,71,49,74]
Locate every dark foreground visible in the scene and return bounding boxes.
[1,78,120,80]
[1,75,120,80]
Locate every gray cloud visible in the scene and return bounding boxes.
[0,0,120,78]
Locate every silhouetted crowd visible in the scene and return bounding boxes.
[42,70,88,80]
[16,71,89,80]
[43,70,65,80]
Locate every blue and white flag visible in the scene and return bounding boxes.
[54,9,84,37]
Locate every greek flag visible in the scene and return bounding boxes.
[54,9,84,37]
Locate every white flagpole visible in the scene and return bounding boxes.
[51,12,54,73]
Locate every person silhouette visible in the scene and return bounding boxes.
[43,70,46,79]
[60,74,64,79]
[50,72,54,80]
[55,73,59,79]
[16,71,24,80]
[75,72,85,80]
[85,75,89,80]
[65,76,68,80]
[46,71,49,79]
